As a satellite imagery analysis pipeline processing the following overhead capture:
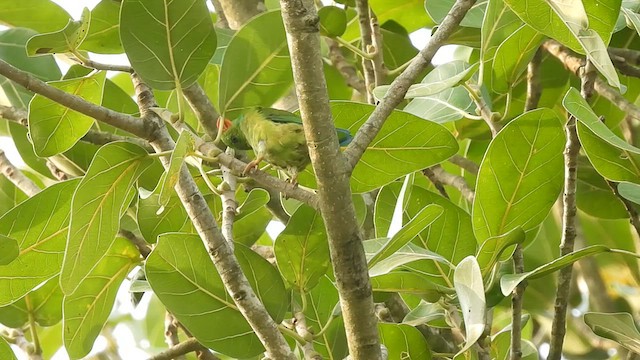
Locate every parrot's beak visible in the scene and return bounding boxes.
[216,117,233,132]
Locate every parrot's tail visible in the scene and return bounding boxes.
[336,128,353,146]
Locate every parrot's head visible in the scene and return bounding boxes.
[217,116,252,150]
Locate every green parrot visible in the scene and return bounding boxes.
[218,107,352,184]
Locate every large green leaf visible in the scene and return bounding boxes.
[0,175,27,217]
[364,239,452,278]
[79,0,123,54]
[304,276,348,359]
[0,0,70,33]
[476,227,525,277]
[584,312,640,353]
[146,233,289,358]
[137,192,194,243]
[0,179,78,306]
[504,0,621,89]
[233,188,272,246]
[61,142,152,295]
[26,8,90,56]
[472,108,565,242]
[378,323,431,360]
[218,10,292,118]
[576,158,627,219]
[0,235,18,265]
[342,0,435,40]
[425,0,487,27]
[501,245,611,295]
[274,205,329,291]
[29,71,106,157]
[327,102,458,193]
[120,0,216,90]
[64,238,139,359]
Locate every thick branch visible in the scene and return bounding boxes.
[326,38,367,95]
[279,0,381,358]
[428,165,474,203]
[148,338,202,360]
[524,48,542,112]
[215,0,261,29]
[343,0,478,168]
[183,83,220,140]
[133,74,295,360]
[543,40,640,121]
[0,60,148,138]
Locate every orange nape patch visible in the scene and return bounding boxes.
[216,117,233,131]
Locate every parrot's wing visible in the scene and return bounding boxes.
[336,128,353,146]
[257,107,303,125]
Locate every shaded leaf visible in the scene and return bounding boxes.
[0,277,63,328]
[275,205,329,291]
[402,300,446,327]
[120,0,216,89]
[618,182,640,204]
[80,0,123,54]
[426,0,487,27]
[318,6,347,38]
[364,239,452,277]
[0,0,70,33]
[159,131,195,207]
[476,227,525,277]
[379,323,431,360]
[146,234,289,358]
[61,142,153,295]
[304,276,348,359]
[137,192,193,243]
[219,10,291,118]
[0,336,16,360]
[491,25,545,94]
[584,312,640,353]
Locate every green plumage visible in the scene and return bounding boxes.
[220,107,352,183]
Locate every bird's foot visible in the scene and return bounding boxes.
[242,159,260,176]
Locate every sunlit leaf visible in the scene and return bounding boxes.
[0,235,18,265]
[0,0,70,33]
[584,312,640,353]
[120,0,216,89]
[0,336,16,360]
[379,323,431,360]
[454,256,486,356]
[61,142,152,295]
[80,0,123,54]
[26,8,90,56]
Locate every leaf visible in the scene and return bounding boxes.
[425,0,488,27]
[26,7,90,55]
[584,312,640,353]
[454,256,486,356]
[79,0,123,54]
[378,323,431,360]
[146,234,289,358]
[618,182,640,204]
[476,227,525,277]
[576,158,628,219]
[318,6,347,38]
[364,239,453,277]
[0,0,71,33]
[233,188,272,246]
[491,330,539,360]
[504,0,621,89]
[342,0,435,40]
[368,205,443,268]
[0,179,79,306]
[404,70,475,124]
[29,71,106,157]
[374,62,479,99]
[329,102,459,193]
[218,10,292,118]
[304,276,348,360]
[120,0,216,90]
[61,142,153,295]
[402,300,446,327]
[64,238,139,359]
[274,205,329,291]
[472,108,565,242]
[491,25,545,94]
[370,271,453,301]
[0,277,63,328]
[138,193,194,243]
[159,131,195,207]
[0,235,19,265]
[500,245,611,295]
[0,336,16,360]
[0,28,62,108]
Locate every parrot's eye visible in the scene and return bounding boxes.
[230,135,239,144]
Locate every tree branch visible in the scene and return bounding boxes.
[428,165,474,203]
[448,154,479,174]
[0,150,41,196]
[0,60,148,138]
[343,0,478,169]
[215,0,261,29]
[279,0,382,358]
[355,0,376,103]
[543,40,640,121]
[183,83,220,140]
[548,59,595,360]
[163,312,185,360]
[326,38,367,95]
[132,74,296,360]
[147,338,204,360]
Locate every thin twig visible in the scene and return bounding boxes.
[147,338,201,360]
[447,154,479,175]
[429,165,475,203]
[463,82,500,136]
[355,0,376,103]
[71,56,133,73]
[548,59,595,360]
[0,150,40,196]
[524,48,542,112]
[344,0,479,169]
[326,38,367,95]
[118,229,152,258]
[422,168,449,199]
